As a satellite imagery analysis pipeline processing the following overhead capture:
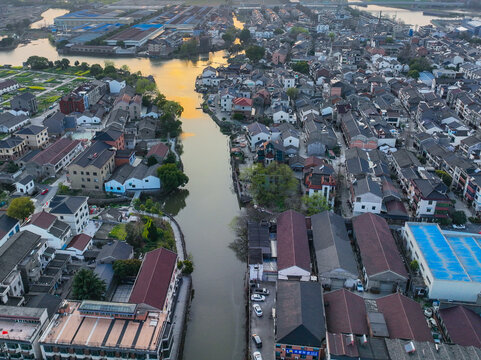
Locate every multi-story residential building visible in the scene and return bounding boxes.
[351,176,383,215]
[93,127,125,150]
[246,122,271,152]
[22,138,83,178]
[0,213,20,249]
[22,211,71,249]
[15,125,49,149]
[0,306,49,359]
[0,136,27,161]
[10,92,38,114]
[340,112,377,150]
[0,113,30,133]
[59,94,86,114]
[48,196,89,235]
[408,178,450,219]
[67,141,115,191]
[39,300,167,360]
[304,161,336,207]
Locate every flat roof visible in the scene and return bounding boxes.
[41,302,165,352]
[406,223,481,282]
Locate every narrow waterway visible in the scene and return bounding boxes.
[0,44,245,360]
[30,8,69,29]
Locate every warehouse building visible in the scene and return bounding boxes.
[404,222,481,302]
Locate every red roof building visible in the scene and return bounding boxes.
[438,305,481,348]
[67,234,92,253]
[146,143,169,163]
[277,210,310,281]
[129,248,178,311]
[376,293,433,342]
[324,289,368,335]
[352,213,408,292]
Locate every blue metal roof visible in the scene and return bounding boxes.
[407,223,481,283]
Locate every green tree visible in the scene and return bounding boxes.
[113,259,142,279]
[410,259,419,272]
[301,193,331,216]
[290,26,308,38]
[125,221,144,249]
[222,27,237,45]
[241,163,298,209]
[179,38,198,56]
[245,45,265,62]
[162,100,184,117]
[157,163,189,193]
[89,64,103,77]
[452,210,467,225]
[291,61,309,74]
[60,58,70,70]
[435,170,452,187]
[239,28,251,43]
[286,87,299,100]
[274,28,284,35]
[147,156,158,166]
[74,60,80,67]
[409,57,432,72]
[116,40,125,48]
[408,69,420,79]
[163,152,177,164]
[26,56,50,70]
[7,197,34,220]
[135,78,157,94]
[181,259,194,274]
[72,269,106,300]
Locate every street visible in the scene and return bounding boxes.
[249,282,276,360]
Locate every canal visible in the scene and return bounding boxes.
[0,6,443,359]
[0,23,246,360]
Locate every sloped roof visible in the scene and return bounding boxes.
[16,125,45,135]
[0,214,19,240]
[277,210,310,272]
[311,211,357,277]
[30,211,57,229]
[376,293,433,342]
[276,281,325,347]
[146,142,169,159]
[324,289,368,335]
[30,138,81,166]
[49,196,87,215]
[439,306,481,348]
[129,247,177,310]
[67,234,92,251]
[352,213,408,278]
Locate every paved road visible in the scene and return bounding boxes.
[34,173,66,212]
[249,282,276,360]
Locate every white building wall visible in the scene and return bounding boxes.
[278,266,310,281]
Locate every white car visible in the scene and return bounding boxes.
[251,294,265,302]
[452,224,465,230]
[356,280,364,292]
[253,351,263,360]
[253,304,263,317]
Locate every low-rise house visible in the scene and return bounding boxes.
[272,105,296,124]
[275,281,326,360]
[23,138,83,178]
[96,240,133,264]
[104,163,161,194]
[15,175,35,195]
[340,112,377,150]
[277,210,310,281]
[220,88,236,112]
[246,122,271,152]
[63,234,93,260]
[351,176,383,215]
[311,212,358,289]
[232,97,253,117]
[10,92,38,114]
[353,213,408,293]
[0,113,29,133]
[146,142,169,163]
[0,213,20,249]
[93,127,125,150]
[114,149,135,167]
[324,289,368,336]
[15,125,48,149]
[0,136,26,161]
[129,247,179,313]
[0,79,19,95]
[67,141,115,191]
[48,196,89,235]
[22,211,71,249]
[304,161,336,207]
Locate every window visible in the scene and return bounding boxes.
[86,172,89,176]
[73,171,77,175]
[80,171,84,175]
[428,200,433,205]
[426,208,431,213]
[372,206,376,210]
[93,172,97,176]
[361,205,365,209]
[356,197,361,202]
[145,179,149,182]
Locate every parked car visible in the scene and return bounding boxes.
[253,288,270,296]
[452,224,465,230]
[253,304,263,317]
[356,280,364,292]
[251,294,265,302]
[252,334,262,348]
[41,189,49,195]
[253,351,263,360]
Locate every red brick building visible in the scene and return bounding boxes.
[59,94,85,114]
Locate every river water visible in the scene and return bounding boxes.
[30,8,69,29]
[0,6,443,360]
[0,33,245,360]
